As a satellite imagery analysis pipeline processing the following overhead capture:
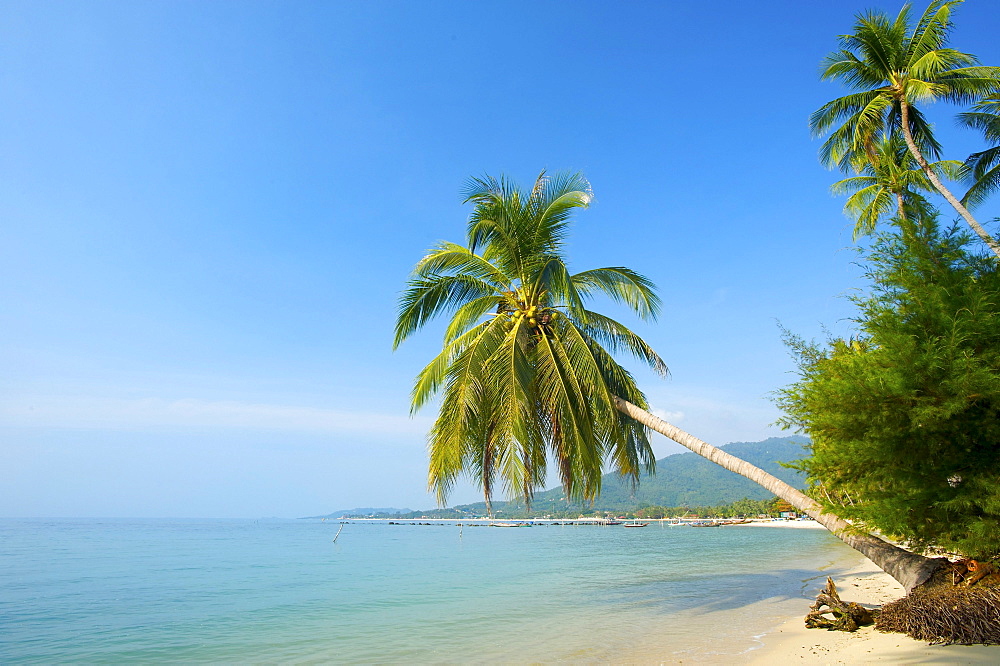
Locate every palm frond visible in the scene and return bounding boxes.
[535,329,597,496]
[578,310,669,377]
[905,1,955,65]
[394,274,497,348]
[572,267,662,321]
[961,149,1000,209]
[412,321,494,413]
[414,242,507,285]
[442,295,506,344]
[536,256,588,319]
[958,93,1000,208]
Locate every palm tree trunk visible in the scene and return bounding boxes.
[613,396,945,591]
[898,99,1000,259]
[893,191,921,244]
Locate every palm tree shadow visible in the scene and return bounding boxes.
[603,565,863,615]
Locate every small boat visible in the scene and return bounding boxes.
[689,521,722,527]
[489,521,528,527]
[623,522,649,528]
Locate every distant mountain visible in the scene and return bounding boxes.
[529,435,809,510]
[314,436,810,519]
[302,507,412,519]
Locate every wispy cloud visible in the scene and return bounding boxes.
[0,395,432,436]
[645,385,785,447]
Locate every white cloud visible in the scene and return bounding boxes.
[643,384,786,447]
[650,407,684,422]
[0,395,432,437]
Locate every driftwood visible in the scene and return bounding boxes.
[805,577,875,632]
[950,559,1000,587]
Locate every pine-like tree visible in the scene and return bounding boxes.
[777,217,1000,561]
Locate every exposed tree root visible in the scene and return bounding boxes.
[804,561,1000,644]
[805,577,875,632]
[876,583,1000,645]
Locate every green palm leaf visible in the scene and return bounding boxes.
[959,93,1000,208]
[830,132,961,237]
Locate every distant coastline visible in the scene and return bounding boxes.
[331,517,825,527]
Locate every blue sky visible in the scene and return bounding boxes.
[3,1,998,517]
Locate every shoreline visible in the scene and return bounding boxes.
[611,531,1000,664]
[746,554,1000,664]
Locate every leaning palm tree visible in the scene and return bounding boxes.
[396,171,945,591]
[810,0,1000,258]
[831,132,961,238]
[958,92,1000,209]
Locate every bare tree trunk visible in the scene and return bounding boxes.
[898,99,1000,259]
[613,396,944,591]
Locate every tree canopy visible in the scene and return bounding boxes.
[777,217,1000,560]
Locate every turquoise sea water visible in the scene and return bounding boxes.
[1,519,864,663]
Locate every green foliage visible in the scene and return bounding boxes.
[395,172,667,509]
[777,217,1000,560]
[634,498,782,520]
[357,496,785,521]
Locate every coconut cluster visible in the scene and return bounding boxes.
[510,306,557,328]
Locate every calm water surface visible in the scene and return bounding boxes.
[1,519,864,663]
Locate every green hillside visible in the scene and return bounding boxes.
[338,436,809,519]
[521,435,808,512]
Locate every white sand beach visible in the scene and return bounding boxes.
[611,521,1000,664]
[746,557,1000,665]
[739,519,828,529]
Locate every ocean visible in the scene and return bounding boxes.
[1,518,865,663]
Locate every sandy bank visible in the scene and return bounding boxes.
[738,519,827,529]
[747,558,1000,665]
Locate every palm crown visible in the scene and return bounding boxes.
[810,0,991,171]
[394,172,667,512]
[831,132,961,237]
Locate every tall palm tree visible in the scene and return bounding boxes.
[394,171,667,515]
[958,92,1000,209]
[831,132,961,238]
[810,0,1000,258]
[396,171,945,591]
